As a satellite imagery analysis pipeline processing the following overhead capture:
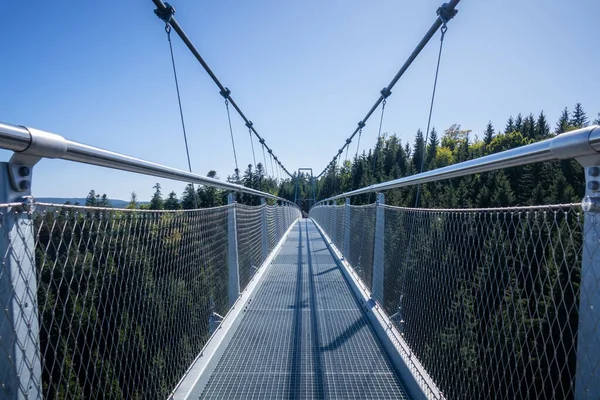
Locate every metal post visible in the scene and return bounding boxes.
[576,163,600,399]
[343,198,351,257]
[0,162,41,399]
[260,198,268,261]
[227,193,240,308]
[372,193,385,304]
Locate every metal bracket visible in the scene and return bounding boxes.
[437,3,458,24]
[154,2,175,23]
[8,127,67,193]
[245,121,253,129]
[380,87,392,99]
[358,121,366,129]
[219,87,231,99]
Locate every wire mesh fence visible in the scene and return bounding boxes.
[311,202,589,400]
[0,200,299,400]
[236,204,265,291]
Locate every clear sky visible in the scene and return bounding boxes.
[1,0,598,201]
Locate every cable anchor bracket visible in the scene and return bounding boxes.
[380,87,392,99]
[437,3,458,25]
[154,3,175,24]
[220,87,231,100]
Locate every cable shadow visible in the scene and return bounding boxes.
[305,220,327,398]
[288,222,303,398]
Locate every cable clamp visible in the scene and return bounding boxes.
[219,87,231,99]
[259,138,265,145]
[245,121,253,129]
[346,139,352,145]
[437,3,458,24]
[358,121,366,129]
[154,3,175,24]
[380,87,392,99]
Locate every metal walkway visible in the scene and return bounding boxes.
[200,219,411,399]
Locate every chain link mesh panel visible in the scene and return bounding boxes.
[0,200,300,399]
[236,204,266,291]
[347,205,376,289]
[311,202,590,400]
[33,203,231,399]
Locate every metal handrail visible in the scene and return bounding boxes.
[0,121,293,203]
[316,125,600,204]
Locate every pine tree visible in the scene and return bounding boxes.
[412,129,425,172]
[514,113,523,132]
[99,194,111,207]
[484,121,494,145]
[535,111,550,139]
[505,116,515,133]
[181,184,197,209]
[555,107,570,134]
[491,171,515,206]
[593,113,600,125]
[570,103,588,128]
[425,127,439,170]
[85,190,98,206]
[164,191,181,210]
[522,113,536,139]
[150,183,164,210]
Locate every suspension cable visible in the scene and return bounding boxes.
[372,98,387,177]
[269,152,275,180]
[223,95,240,175]
[247,122,257,170]
[164,23,198,208]
[354,128,363,160]
[414,23,448,208]
[261,144,269,175]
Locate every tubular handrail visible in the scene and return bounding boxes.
[316,125,600,204]
[0,121,294,204]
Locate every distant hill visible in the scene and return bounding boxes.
[37,198,132,208]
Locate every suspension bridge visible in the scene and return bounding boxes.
[1,1,599,399]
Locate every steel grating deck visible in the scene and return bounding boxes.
[200,219,412,399]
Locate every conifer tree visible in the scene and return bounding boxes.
[535,111,550,139]
[412,129,425,172]
[164,191,181,210]
[425,127,439,170]
[484,121,494,145]
[150,183,164,210]
[514,113,523,132]
[505,116,515,133]
[522,113,536,139]
[570,103,588,127]
[555,107,570,134]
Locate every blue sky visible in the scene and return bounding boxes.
[1,0,598,201]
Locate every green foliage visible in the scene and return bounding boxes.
[315,105,596,209]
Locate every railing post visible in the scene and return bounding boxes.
[372,193,385,304]
[260,198,268,261]
[343,197,351,257]
[227,193,240,308]
[0,162,41,399]
[576,163,600,399]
